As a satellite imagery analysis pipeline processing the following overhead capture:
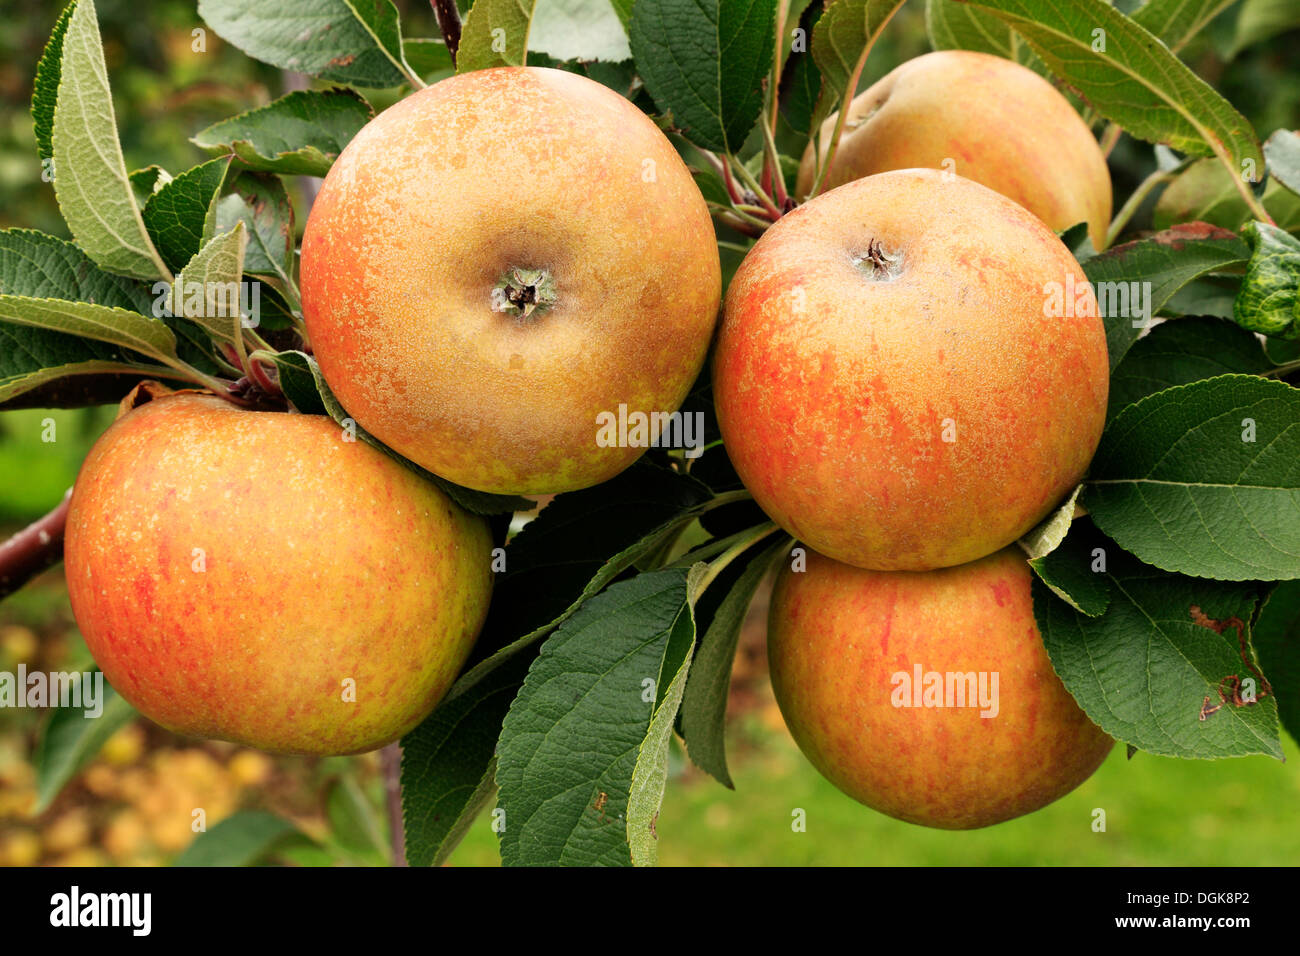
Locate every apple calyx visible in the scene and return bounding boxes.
[491,266,558,319]
[853,238,902,281]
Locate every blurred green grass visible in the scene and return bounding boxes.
[448,716,1300,866]
[0,408,113,523]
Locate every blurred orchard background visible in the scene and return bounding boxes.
[0,0,1298,866]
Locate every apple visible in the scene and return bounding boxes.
[768,546,1113,829]
[64,392,494,755]
[713,168,1108,571]
[797,50,1112,250]
[300,66,722,495]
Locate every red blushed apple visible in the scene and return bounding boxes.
[797,50,1112,250]
[713,168,1109,572]
[64,393,494,755]
[300,66,722,496]
[768,546,1114,829]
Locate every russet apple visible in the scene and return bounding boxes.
[64,393,493,755]
[301,66,722,495]
[797,50,1112,250]
[713,168,1108,571]
[768,546,1113,829]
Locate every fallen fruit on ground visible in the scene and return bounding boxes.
[797,50,1112,249]
[714,168,1109,571]
[767,546,1114,829]
[64,392,493,755]
[301,66,722,495]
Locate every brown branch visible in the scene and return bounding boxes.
[431,0,461,68]
[0,489,72,601]
[379,742,408,866]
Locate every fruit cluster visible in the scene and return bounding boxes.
[65,54,1115,830]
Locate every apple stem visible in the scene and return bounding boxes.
[759,109,791,210]
[379,742,408,866]
[1104,162,1188,250]
[0,489,71,601]
[721,158,745,206]
[729,154,784,221]
[690,522,781,599]
[430,0,461,68]
[705,203,767,237]
[246,353,282,397]
[1099,123,1121,159]
[768,1,788,139]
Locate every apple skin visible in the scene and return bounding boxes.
[713,168,1108,571]
[768,546,1113,829]
[300,66,722,496]
[64,393,494,755]
[797,50,1112,250]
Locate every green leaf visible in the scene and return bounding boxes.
[959,0,1262,173]
[778,2,829,144]
[1109,317,1271,421]
[812,0,906,111]
[173,811,308,866]
[0,228,155,310]
[142,158,232,275]
[925,0,1040,68]
[197,0,408,87]
[128,165,171,208]
[779,0,817,62]
[1264,129,1300,198]
[191,89,374,178]
[531,0,631,61]
[495,566,695,866]
[168,223,249,345]
[341,0,418,85]
[629,0,779,152]
[213,171,296,284]
[1263,334,1300,367]
[403,38,455,78]
[1233,221,1300,339]
[1079,223,1251,370]
[32,673,136,813]
[264,350,325,415]
[447,461,714,699]
[401,651,532,866]
[1230,0,1300,58]
[680,538,786,788]
[302,352,530,515]
[1086,375,1300,581]
[1028,515,1112,616]
[0,229,178,402]
[1154,157,1300,233]
[325,773,388,861]
[0,359,166,405]
[457,0,539,72]
[1060,221,1096,259]
[626,577,699,867]
[1132,0,1239,53]
[52,0,169,280]
[1253,580,1300,745]
[1018,485,1084,560]
[1034,553,1282,759]
[0,296,179,366]
[31,1,74,162]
